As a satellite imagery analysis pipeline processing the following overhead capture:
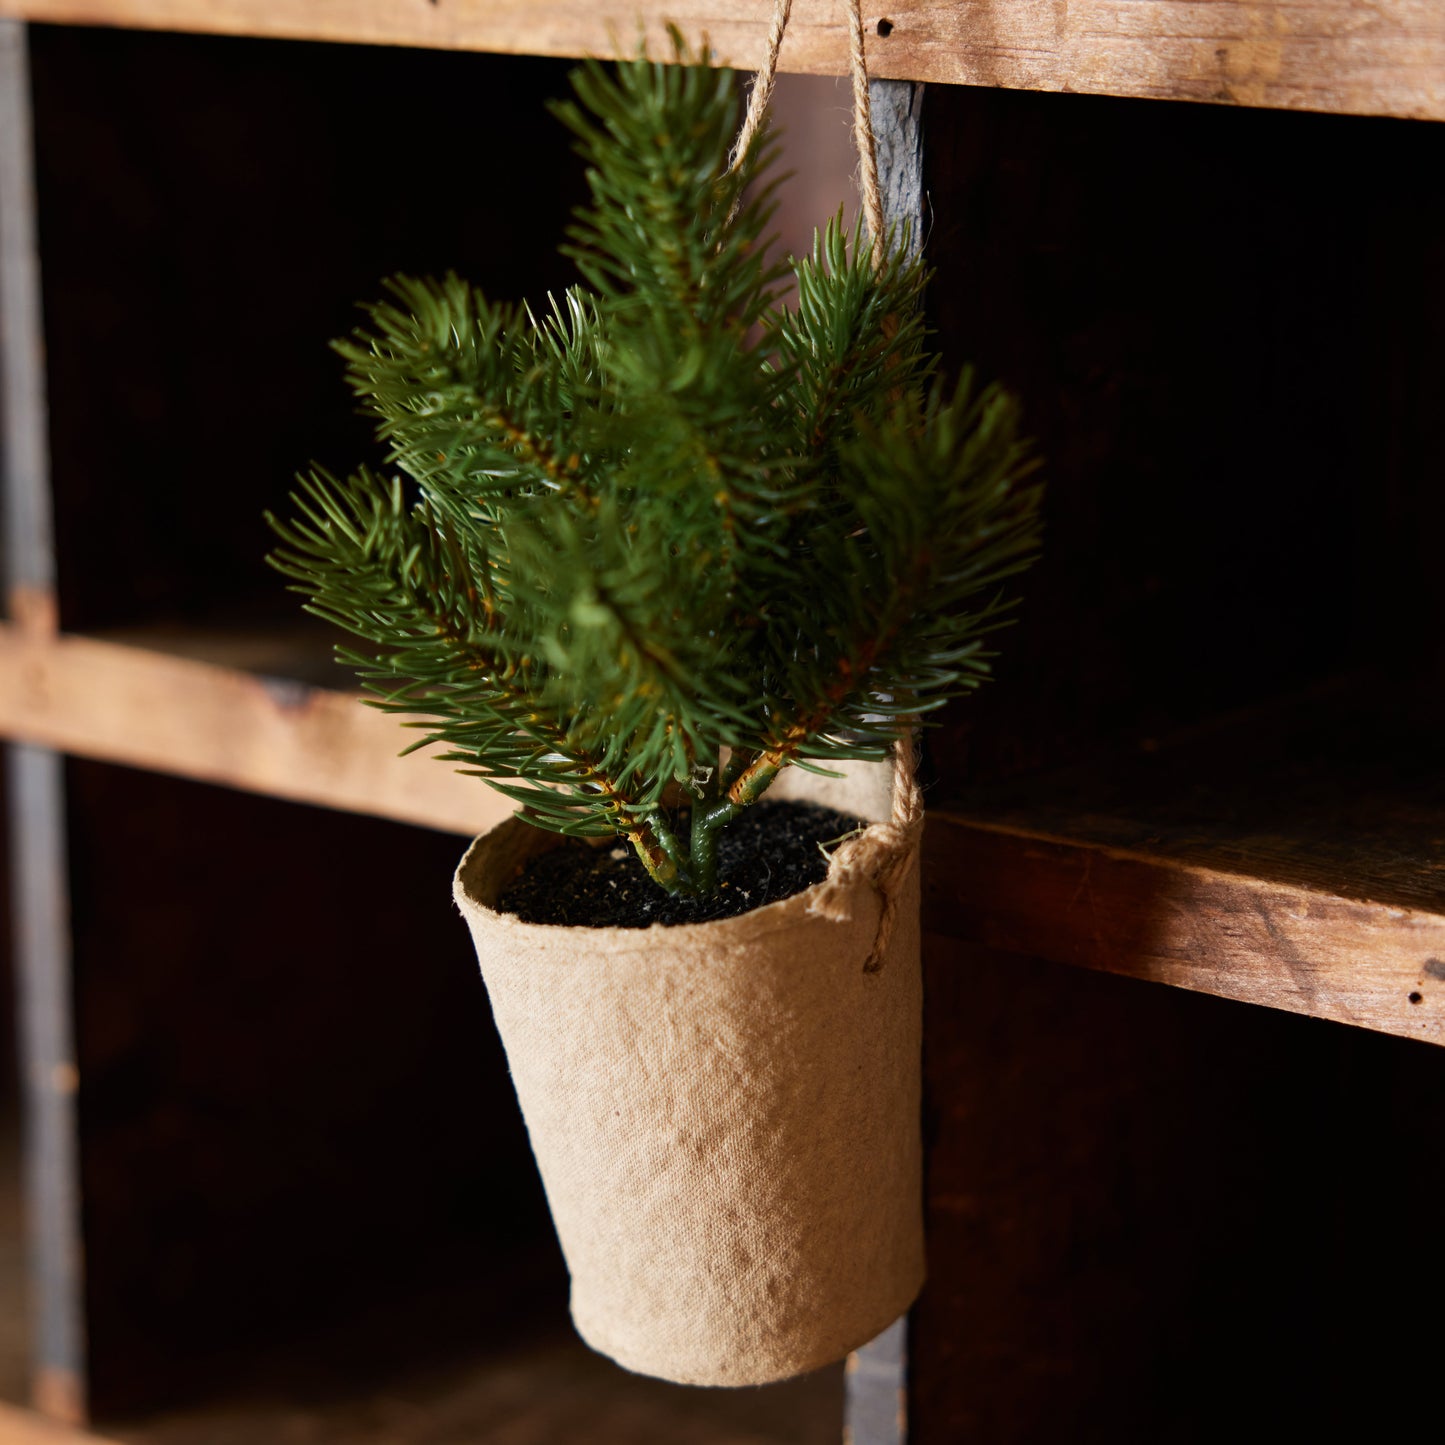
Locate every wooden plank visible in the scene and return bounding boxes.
[947,682,1445,918]
[924,811,1445,1046]
[0,1404,114,1444]
[12,628,1444,1050]
[0,0,1438,120]
[0,623,510,837]
[868,78,925,262]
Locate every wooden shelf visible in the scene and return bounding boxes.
[5,613,1441,1048]
[0,1405,113,1444]
[0,0,1440,120]
[925,685,1445,1045]
[2,15,1441,1440]
[0,620,508,837]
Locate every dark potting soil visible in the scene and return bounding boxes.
[496,800,865,929]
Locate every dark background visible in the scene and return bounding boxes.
[912,81,1445,1444]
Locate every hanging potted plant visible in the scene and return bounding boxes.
[268,32,1040,1387]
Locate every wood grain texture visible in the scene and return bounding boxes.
[925,811,1445,1045]
[869,78,924,261]
[6,619,1441,1046]
[0,0,1439,119]
[0,621,509,836]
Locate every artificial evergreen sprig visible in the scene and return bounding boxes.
[268,34,1042,896]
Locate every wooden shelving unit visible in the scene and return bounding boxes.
[929,792,1445,1041]
[0,612,508,836]
[0,0,1441,118]
[925,684,1445,1044]
[0,4,1441,1444]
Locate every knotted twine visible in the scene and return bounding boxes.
[732,0,924,969]
[810,735,923,970]
[728,0,886,260]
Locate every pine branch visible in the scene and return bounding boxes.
[335,273,602,509]
[267,36,1044,897]
[738,369,1042,781]
[266,468,690,888]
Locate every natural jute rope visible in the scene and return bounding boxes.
[727,0,792,178]
[730,0,887,270]
[808,734,922,971]
[844,0,887,261]
[734,2,924,971]
[730,0,923,968]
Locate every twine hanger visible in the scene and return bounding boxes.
[728,0,887,271]
[727,0,924,968]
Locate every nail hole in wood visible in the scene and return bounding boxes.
[876,18,894,37]
[1409,991,1423,1004]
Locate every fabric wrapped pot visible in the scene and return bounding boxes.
[453,760,924,1386]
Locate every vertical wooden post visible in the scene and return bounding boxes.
[869,78,925,263]
[845,1314,908,1445]
[843,73,924,1445]
[0,18,88,1427]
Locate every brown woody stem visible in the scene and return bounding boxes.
[628,812,689,894]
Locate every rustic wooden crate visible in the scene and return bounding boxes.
[1,9,1441,1443]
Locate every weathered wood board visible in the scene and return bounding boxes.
[0,1403,116,1445]
[926,811,1445,1046]
[0,616,505,837]
[0,0,1439,119]
[6,612,1442,1046]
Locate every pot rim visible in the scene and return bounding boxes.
[453,807,903,956]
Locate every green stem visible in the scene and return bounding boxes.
[688,798,742,894]
[630,810,692,895]
[726,751,786,810]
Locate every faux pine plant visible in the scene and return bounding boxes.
[268,42,1042,897]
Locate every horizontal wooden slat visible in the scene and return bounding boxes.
[0,621,508,836]
[0,0,1439,120]
[4,622,1443,1045]
[925,812,1445,1046]
[0,1404,112,1445]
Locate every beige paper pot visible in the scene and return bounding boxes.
[453,760,924,1387]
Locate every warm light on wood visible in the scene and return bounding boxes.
[0,622,512,837]
[0,0,1439,119]
[0,1402,115,1445]
[927,814,1445,1047]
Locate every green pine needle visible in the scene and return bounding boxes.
[266,30,1043,896]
